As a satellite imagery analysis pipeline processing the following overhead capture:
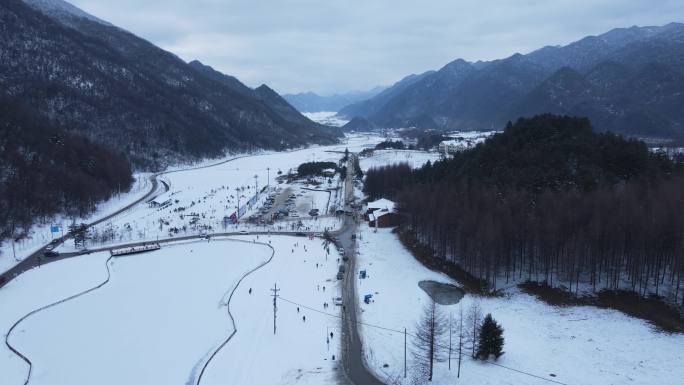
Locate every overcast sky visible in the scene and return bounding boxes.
[70,0,683,95]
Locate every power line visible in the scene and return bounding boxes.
[277,295,571,385]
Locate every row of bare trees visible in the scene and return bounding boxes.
[396,177,684,304]
[411,300,502,383]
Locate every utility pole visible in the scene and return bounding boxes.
[254,174,258,194]
[271,283,280,334]
[266,167,270,188]
[404,327,407,378]
[235,187,240,221]
[458,307,463,378]
[448,313,452,370]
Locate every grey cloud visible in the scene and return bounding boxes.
[71,0,684,94]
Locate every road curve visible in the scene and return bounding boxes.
[0,152,262,289]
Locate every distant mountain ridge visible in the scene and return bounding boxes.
[338,23,684,141]
[2,0,338,170]
[284,87,385,113]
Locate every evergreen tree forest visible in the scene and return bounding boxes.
[0,97,133,240]
[364,115,684,305]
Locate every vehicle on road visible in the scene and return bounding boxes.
[342,255,349,262]
[239,230,249,235]
[333,297,343,306]
[44,251,59,258]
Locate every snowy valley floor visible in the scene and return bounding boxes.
[0,235,343,385]
[2,139,683,385]
[355,225,684,385]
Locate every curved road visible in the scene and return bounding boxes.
[0,174,160,289]
[0,152,261,289]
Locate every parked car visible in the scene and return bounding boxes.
[333,297,343,306]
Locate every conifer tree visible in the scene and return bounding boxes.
[476,314,504,360]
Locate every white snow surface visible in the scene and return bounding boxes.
[359,150,442,172]
[355,225,684,385]
[1,235,343,385]
[303,111,349,127]
[58,135,382,251]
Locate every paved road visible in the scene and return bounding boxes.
[337,156,385,385]
[0,152,264,289]
[0,175,161,289]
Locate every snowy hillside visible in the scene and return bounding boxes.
[23,0,112,26]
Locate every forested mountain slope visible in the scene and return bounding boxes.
[0,96,133,239]
[340,23,684,141]
[1,0,338,170]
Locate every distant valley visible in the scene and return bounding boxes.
[283,87,385,113]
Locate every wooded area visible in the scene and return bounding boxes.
[365,115,684,306]
[0,97,133,241]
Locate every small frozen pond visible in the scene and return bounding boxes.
[418,280,465,305]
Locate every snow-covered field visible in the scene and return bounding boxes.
[202,235,344,385]
[355,225,684,385]
[359,150,442,172]
[0,173,153,274]
[1,235,344,385]
[49,135,381,252]
[303,111,349,127]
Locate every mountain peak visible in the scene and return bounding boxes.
[23,0,111,26]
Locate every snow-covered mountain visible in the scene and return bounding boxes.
[23,0,112,27]
[1,0,338,170]
[339,23,684,141]
[283,87,386,113]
